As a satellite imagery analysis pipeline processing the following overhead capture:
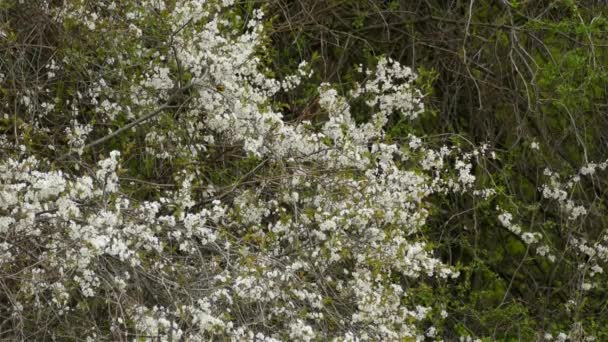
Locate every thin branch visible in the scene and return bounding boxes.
[62,83,195,158]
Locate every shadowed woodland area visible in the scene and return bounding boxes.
[262,1,608,339]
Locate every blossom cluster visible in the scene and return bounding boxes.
[0,1,462,340]
[1,0,607,341]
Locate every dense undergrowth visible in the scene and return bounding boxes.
[1,0,608,340]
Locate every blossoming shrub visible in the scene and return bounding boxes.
[1,0,607,341]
